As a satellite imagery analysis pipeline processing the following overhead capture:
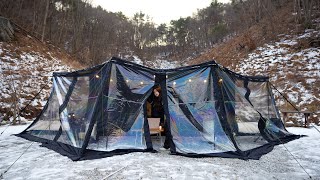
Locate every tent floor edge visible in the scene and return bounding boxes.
[170,134,302,160]
[172,151,249,159]
[15,133,302,161]
[15,133,155,161]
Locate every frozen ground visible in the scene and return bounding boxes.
[0,124,320,180]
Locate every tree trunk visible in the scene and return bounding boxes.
[41,0,49,42]
[0,17,15,42]
[32,0,36,31]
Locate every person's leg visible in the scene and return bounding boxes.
[163,118,170,149]
[159,114,164,127]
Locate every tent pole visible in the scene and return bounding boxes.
[213,67,244,157]
[79,63,111,158]
[159,73,176,152]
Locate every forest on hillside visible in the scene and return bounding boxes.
[0,0,318,65]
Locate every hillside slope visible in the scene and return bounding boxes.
[0,27,81,123]
[191,7,320,124]
[235,29,320,111]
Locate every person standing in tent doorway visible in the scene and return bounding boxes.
[148,85,170,149]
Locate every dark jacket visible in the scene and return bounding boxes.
[147,93,164,124]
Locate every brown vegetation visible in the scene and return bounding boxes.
[191,1,301,68]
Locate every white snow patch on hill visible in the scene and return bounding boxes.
[124,55,182,69]
[0,43,72,122]
[126,55,183,69]
[236,29,320,112]
[148,59,181,69]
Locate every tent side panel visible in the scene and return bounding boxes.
[166,67,237,154]
[86,62,154,152]
[20,77,74,141]
[218,69,300,156]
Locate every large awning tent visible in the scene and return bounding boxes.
[17,57,301,161]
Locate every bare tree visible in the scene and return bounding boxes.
[41,0,50,42]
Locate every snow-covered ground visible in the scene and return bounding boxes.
[0,124,320,180]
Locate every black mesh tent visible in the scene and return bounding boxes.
[17,57,300,161]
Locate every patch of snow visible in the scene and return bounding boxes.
[132,56,143,65]
[0,43,72,121]
[236,30,320,111]
[299,93,316,106]
[306,79,316,84]
[277,39,298,46]
[151,59,180,69]
[304,49,320,59]
[287,92,299,103]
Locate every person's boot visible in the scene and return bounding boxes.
[163,139,170,149]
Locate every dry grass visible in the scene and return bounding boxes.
[10,30,84,70]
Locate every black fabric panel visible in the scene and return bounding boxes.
[15,130,302,161]
[244,134,303,159]
[54,57,269,81]
[16,133,82,160]
[168,88,203,132]
[15,133,155,161]
[172,134,303,160]
[53,76,78,142]
[173,146,269,160]
[212,67,244,156]
[221,67,269,82]
[143,98,153,150]
[173,151,245,159]
[53,126,62,141]
[159,74,176,152]
[243,80,253,106]
[58,76,78,114]
[53,64,106,77]
[80,63,111,155]
[270,133,303,144]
